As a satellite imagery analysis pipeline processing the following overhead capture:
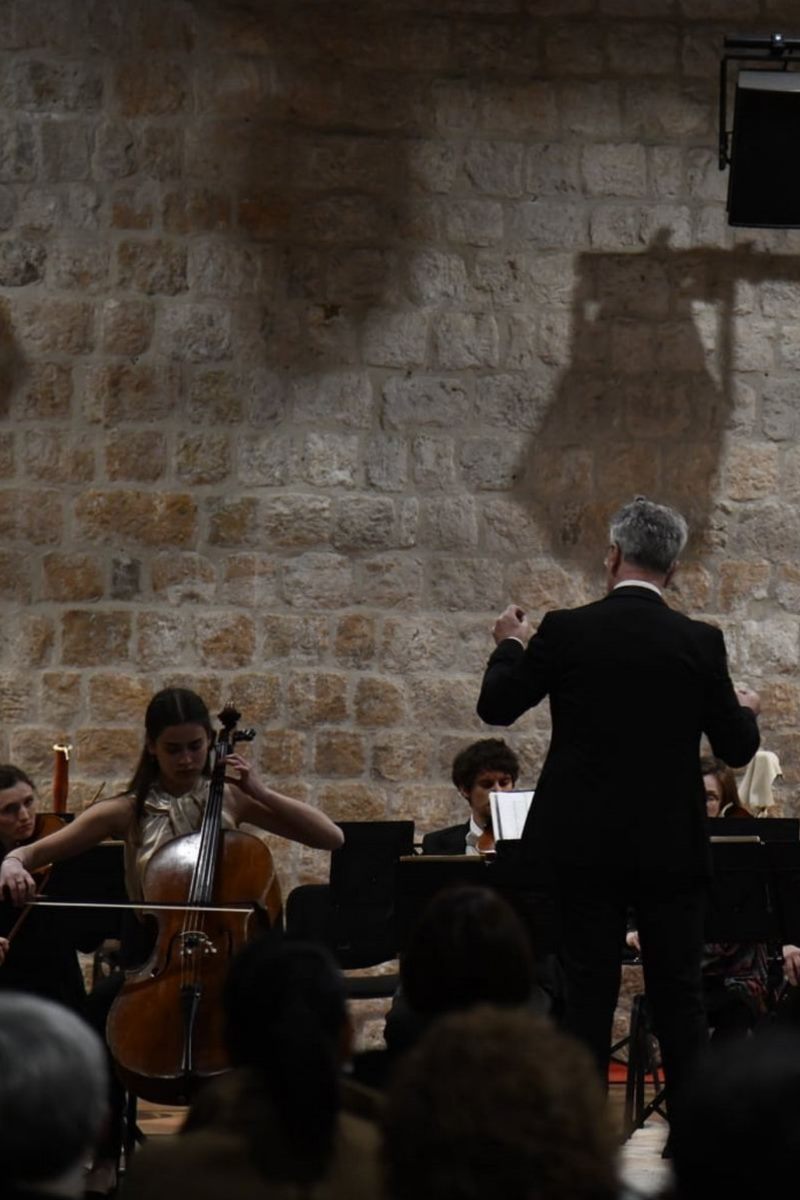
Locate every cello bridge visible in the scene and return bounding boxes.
[179,931,218,957]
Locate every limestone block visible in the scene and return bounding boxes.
[464,139,524,197]
[434,312,499,369]
[290,371,373,428]
[525,143,582,197]
[479,81,558,137]
[718,560,771,612]
[110,184,156,230]
[0,185,16,229]
[0,115,35,181]
[371,733,432,782]
[176,432,231,485]
[507,200,587,250]
[225,672,282,723]
[334,614,376,668]
[419,497,479,550]
[473,373,550,431]
[188,239,273,298]
[281,552,355,610]
[114,60,188,116]
[314,730,366,777]
[762,381,798,441]
[365,434,408,493]
[22,432,92,482]
[357,553,423,609]
[189,370,244,424]
[460,438,523,491]
[100,298,154,356]
[738,617,800,676]
[407,139,460,193]
[723,443,779,502]
[408,249,468,304]
[383,376,470,429]
[334,497,396,551]
[136,614,190,672]
[103,429,165,483]
[75,491,197,547]
[15,298,94,355]
[560,82,623,138]
[472,252,534,305]
[40,671,82,727]
[151,552,216,605]
[545,24,605,73]
[218,555,279,608]
[381,616,460,675]
[117,238,187,295]
[0,551,32,601]
[582,143,648,196]
[363,309,429,368]
[207,497,261,547]
[481,499,547,557]
[111,557,141,601]
[262,495,332,548]
[624,82,711,140]
[301,432,360,489]
[74,727,142,777]
[316,781,387,823]
[238,435,293,488]
[427,558,506,614]
[12,59,103,111]
[42,553,104,602]
[354,676,405,727]
[412,675,484,731]
[262,614,330,663]
[286,671,348,727]
[607,24,679,75]
[39,119,92,181]
[85,364,176,424]
[0,237,46,285]
[196,612,257,670]
[163,188,231,234]
[88,674,152,722]
[62,610,132,667]
[412,435,456,491]
[92,120,137,180]
[160,303,232,362]
[0,489,62,544]
[444,198,503,246]
[258,730,307,779]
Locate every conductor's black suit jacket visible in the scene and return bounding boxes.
[477,586,760,876]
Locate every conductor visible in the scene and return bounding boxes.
[477,497,760,1118]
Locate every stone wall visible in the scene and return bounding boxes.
[1,0,799,891]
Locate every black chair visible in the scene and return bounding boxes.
[285,820,415,1000]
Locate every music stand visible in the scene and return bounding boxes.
[329,820,415,967]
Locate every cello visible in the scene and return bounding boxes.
[106,703,281,1105]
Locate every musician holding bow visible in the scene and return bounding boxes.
[0,686,343,910]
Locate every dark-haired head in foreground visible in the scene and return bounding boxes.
[669,1029,800,1200]
[384,1005,617,1200]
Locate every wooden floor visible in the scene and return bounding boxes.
[134,1084,673,1197]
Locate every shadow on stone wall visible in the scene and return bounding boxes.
[194,0,428,376]
[0,301,24,417]
[513,231,800,575]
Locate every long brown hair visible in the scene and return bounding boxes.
[700,754,751,817]
[127,688,214,815]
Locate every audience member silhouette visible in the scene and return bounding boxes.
[124,937,382,1200]
[0,991,109,1200]
[383,1004,618,1200]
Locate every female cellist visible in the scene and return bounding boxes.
[0,686,344,1197]
[0,686,343,909]
[0,763,85,1008]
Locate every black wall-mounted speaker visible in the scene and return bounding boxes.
[727,69,800,228]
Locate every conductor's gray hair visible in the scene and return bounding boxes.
[0,991,109,1184]
[609,497,688,575]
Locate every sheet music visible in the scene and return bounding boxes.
[489,790,534,842]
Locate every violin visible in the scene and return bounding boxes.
[106,704,282,1105]
[1,742,73,944]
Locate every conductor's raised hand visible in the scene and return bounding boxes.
[736,686,761,716]
[0,856,37,906]
[492,604,533,647]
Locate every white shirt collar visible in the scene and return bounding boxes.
[613,579,663,597]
